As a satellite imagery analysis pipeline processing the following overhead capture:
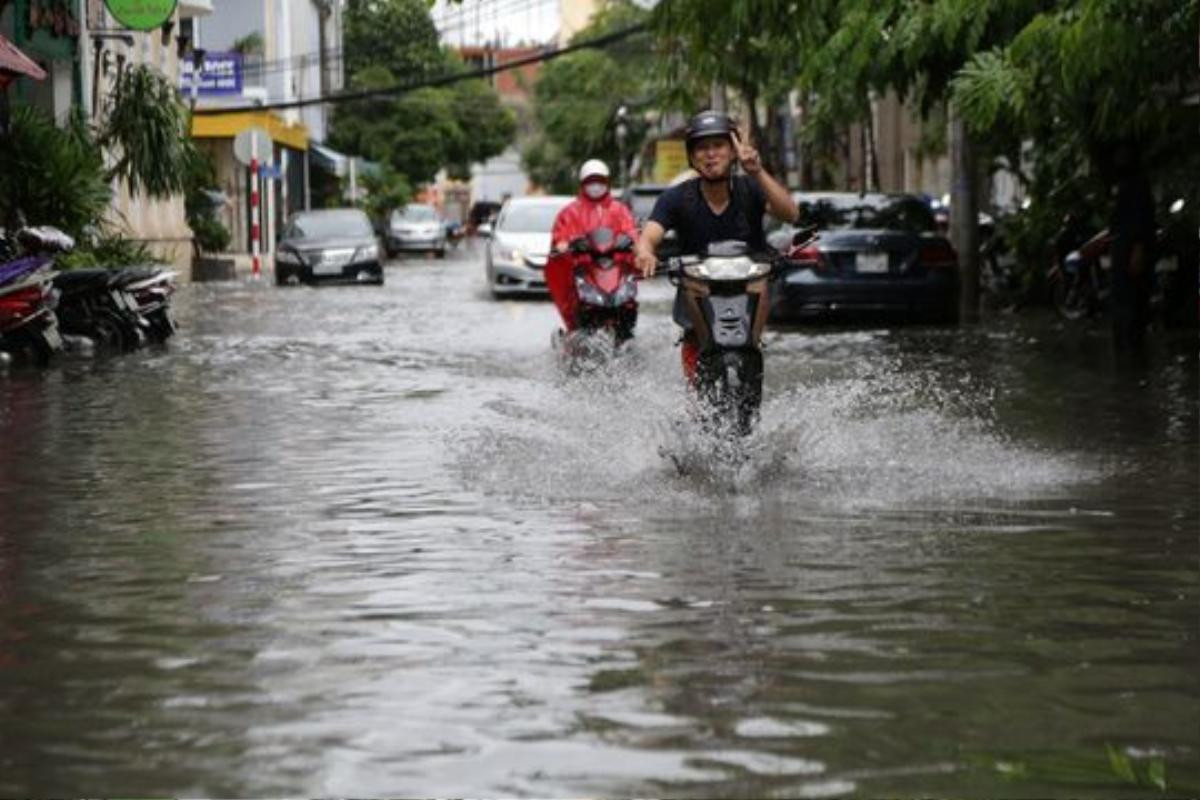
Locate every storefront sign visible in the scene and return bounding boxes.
[103,0,177,31]
[653,139,689,184]
[181,52,244,96]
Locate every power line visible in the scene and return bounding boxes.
[195,21,648,116]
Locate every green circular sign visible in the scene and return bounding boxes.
[104,0,178,31]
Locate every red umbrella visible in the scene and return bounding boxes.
[0,31,47,89]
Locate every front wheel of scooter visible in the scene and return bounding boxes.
[696,348,763,437]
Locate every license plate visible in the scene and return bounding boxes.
[856,252,889,273]
[313,263,346,275]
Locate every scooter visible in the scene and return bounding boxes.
[114,266,178,343]
[551,226,639,370]
[665,238,786,437]
[0,227,69,366]
[53,268,149,351]
[1050,226,1112,321]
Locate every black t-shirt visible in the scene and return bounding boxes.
[649,175,769,327]
[649,175,768,256]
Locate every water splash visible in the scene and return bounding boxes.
[451,335,1091,510]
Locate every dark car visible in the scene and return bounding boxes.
[768,192,959,324]
[275,208,384,286]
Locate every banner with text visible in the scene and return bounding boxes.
[181,52,244,97]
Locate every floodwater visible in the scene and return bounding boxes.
[1,245,1197,797]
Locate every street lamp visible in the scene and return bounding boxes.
[615,104,629,197]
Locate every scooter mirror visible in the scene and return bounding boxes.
[791,225,818,246]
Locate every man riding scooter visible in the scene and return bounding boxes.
[545,159,639,336]
[634,111,797,382]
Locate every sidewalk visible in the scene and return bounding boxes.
[192,252,275,283]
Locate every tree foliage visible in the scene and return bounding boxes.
[951,0,1200,205]
[0,105,111,236]
[522,0,654,193]
[330,0,515,194]
[652,0,1198,224]
[99,64,197,199]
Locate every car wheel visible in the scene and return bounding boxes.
[434,248,446,259]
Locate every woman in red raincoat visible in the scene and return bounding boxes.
[545,159,638,331]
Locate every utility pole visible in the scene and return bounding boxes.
[949,112,980,323]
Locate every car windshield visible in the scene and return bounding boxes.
[497,201,567,233]
[393,204,437,223]
[286,211,373,239]
[802,196,936,234]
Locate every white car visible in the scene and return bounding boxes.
[484,195,572,297]
[386,203,446,258]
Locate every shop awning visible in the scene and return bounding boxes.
[309,142,382,179]
[0,32,47,88]
[191,109,308,151]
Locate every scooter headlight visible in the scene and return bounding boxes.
[612,276,637,305]
[684,256,770,281]
[575,277,608,307]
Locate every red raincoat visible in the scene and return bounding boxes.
[545,189,638,330]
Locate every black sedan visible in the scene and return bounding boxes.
[275,208,384,286]
[768,192,959,324]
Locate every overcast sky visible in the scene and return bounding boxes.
[429,0,562,48]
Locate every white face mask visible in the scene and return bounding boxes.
[583,182,608,200]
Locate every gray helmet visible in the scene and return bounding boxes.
[685,110,734,150]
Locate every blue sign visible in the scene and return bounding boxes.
[180,52,243,96]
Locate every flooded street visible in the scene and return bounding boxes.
[1,245,1196,797]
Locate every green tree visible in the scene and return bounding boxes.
[522,0,654,193]
[343,0,442,79]
[330,0,515,197]
[0,106,111,236]
[99,64,197,198]
[951,0,1200,207]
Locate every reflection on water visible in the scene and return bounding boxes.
[1,256,1197,796]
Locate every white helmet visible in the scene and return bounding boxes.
[579,159,610,182]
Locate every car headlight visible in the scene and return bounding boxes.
[276,249,302,265]
[354,243,379,261]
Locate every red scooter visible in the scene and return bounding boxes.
[548,226,639,369]
[0,228,68,367]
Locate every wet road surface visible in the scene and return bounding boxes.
[1,244,1197,796]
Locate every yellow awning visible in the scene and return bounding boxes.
[191,110,309,151]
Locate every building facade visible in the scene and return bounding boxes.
[190,0,344,260]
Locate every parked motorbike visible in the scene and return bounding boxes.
[115,266,178,343]
[1049,223,1111,321]
[1152,198,1198,330]
[0,227,69,367]
[665,238,786,437]
[550,226,639,370]
[53,269,145,351]
[978,213,1023,313]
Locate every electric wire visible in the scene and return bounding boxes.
[194,21,648,116]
